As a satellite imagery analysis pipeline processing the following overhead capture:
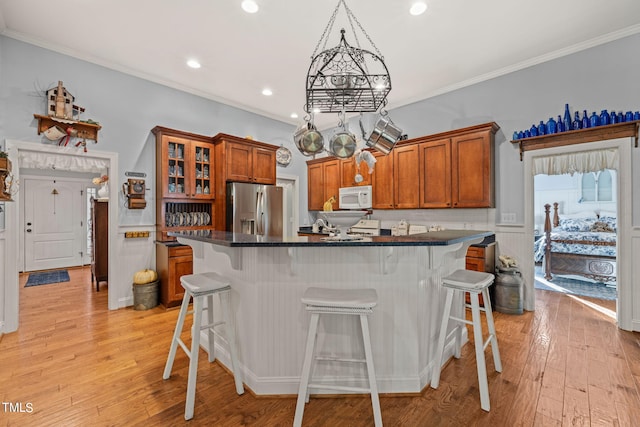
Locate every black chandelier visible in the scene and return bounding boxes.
[305,0,391,115]
[295,0,402,160]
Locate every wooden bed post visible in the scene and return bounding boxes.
[553,202,559,228]
[544,203,552,280]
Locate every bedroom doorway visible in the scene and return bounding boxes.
[533,170,617,304]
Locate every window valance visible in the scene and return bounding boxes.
[532,149,618,176]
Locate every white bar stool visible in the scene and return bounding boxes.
[431,269,502,412]
[163,272,244,420]
[294,287,382,427]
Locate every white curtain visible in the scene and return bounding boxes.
[532,148,618,176]
[19,150,109,173]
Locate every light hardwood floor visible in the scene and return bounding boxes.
[1,267,639,426]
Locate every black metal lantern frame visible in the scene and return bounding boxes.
[305,0,391,115]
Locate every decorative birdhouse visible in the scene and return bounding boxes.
[46,81,75,119]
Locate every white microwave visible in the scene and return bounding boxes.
[339,185,373,209]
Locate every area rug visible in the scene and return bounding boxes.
[534,266,616,300]
[25,270,70,287]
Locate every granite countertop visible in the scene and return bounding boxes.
[169,229,494,248]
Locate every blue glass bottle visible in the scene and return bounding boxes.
[582,110,590,128]
[529,124,538,137]
[618,111,624,122]
[518,131,524,139]
[563,104,572,132]
[589,111,600,127]
[634,111,640,121]
[538,120,546,135]
[557,115,565,132]
[625,111,633,122]
[512,131,519,140]
[610,110,618,124]
[600,110,610,126]
[572,112,582,130]
[546,117,557,134]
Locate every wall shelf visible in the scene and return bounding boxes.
[33,114,102,143]
[511,120,640,160]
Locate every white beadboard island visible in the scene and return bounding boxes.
[170,229,494,395]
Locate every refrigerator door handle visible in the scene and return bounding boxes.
[256,190,264,235]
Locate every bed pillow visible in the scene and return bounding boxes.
[555,217,597,232]
[590,221,615,232]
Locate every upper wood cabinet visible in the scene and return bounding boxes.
[419,138,451,208]
[372,145,419,209]
[307,158,340,211]
[153,127,214,200]
[451,129,495,208]
[306,122,499,211]
[224,139,276,184]
[212,133,278,230]
[340,155,372,187]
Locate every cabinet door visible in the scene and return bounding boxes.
[226,142,253,183]
[307,163,325,211]
[393,145,420,208]
[188,140,214,199]
[451,131,493,208]
[161,135,190,198]
[372,152,394,209]
[340,157,371,187]
[324,160,341,210]
[252,147,276,184]
[168,254,193,307]
[419,138,452,208]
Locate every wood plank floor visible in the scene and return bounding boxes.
[1,267,639,426]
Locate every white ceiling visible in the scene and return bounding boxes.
[1,0,640,129]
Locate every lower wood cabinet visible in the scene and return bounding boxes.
[465,242,496,307]
[156,242,193,308]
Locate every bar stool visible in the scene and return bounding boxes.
[431,269,502,412]
[163,272,244,420]
[294,287,382,427]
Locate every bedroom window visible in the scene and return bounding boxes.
[581,169,613,202]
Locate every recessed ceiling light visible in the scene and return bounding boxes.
[290,113,299,119]
[241,0,259,13]
[186,59,201,69]
[262,88,273,96]
[409,2,427,16]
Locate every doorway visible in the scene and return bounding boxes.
[532,170,618,303]
[524,137,632,330]
[276,173,299,238]
[3,140,119,333]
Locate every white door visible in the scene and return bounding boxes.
[24,178,85,271]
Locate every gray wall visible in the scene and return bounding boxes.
[2,32,640,227]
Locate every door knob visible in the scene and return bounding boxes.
[27,222,32,226]
[26,228,32,232]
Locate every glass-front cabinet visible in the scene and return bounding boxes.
[159,134,214,200]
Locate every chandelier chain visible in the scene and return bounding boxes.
[310,0,384,60]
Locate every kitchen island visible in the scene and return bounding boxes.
[170,229,494,395]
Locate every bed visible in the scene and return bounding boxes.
[534,202,617,283]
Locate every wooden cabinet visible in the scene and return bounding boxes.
[419,138,452,208]
[340,156,372,187]
[465,242,496,306]
[156,243,193,308]
[307,158,340,211]
[213,133,278,230]
[372,145,419,209]
[419,124,498,209]
[306,122,499,211]
[153,126,215,242]
[90,199,108,291]
[225,140,276,184]
[153,127,214,200]
[451,129,495,208]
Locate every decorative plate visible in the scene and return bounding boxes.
[276,146,292,166]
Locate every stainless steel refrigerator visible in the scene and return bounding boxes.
[226,182,283,237]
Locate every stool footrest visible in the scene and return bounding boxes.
[449,315,473,326]
[308,383,373,394]
[306,306,373,315]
